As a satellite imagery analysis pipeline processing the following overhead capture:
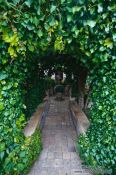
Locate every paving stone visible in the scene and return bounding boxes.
[35,170,48,175]
[47,152,54,159]
[54,151,63,159]
[53,159,64,168]
[63,152,70,160]
[48,170,59,175]
[27,97,92,175]
[63,159,71,168]
[59,168,71,175]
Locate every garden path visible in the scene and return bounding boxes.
[28,97,92,175]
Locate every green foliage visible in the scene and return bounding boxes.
[0,0,115,174]
[78,60,116,173]
[0,58,28,173]
[0,0,114,66]
[25,78,48,118]
[45,77,55,89]
[2,129,42,175]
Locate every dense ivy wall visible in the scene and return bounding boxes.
[0,54,43,174]
[78,60,116,173]
[0,0,115,174]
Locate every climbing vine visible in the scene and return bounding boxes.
[78,60,116,173]
[0,0,115,174]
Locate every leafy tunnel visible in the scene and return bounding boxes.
[0,0,115,174]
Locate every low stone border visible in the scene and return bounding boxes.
[69,100,90,136]
[23,97,50,137]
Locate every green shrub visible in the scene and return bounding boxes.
[2,129,42,175]
[25,78,47,118]
[44,77,55,89]
[78,61,116,174]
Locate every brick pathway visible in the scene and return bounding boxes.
[28,97,92,175]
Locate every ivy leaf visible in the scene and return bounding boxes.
[48,17,56,26]
[12,0,20,5]
[28,45,34,52]
[25,0,33,7]
[98,4,103,13]
[8,46,17,57]
[72,6,81,14]
[0,143,5,152]
[50,5,56,13]
[112,115,116,121]
[66,7,72,13]
[61,0,65,4]
[37,6,40,15]
[104,38,113,48]
[0,72,8,80]
[37,30,43,38]
[26,24,35,30]
[67,15,72,22]
[0,152,5,159]
[86,20,96,28]
[13,82,18,88]
[113,33,116,42]
[0,102,4,111]
[67,38,72,44]
[21,22,27,28]
[1,21,8,26]
[71,25,77,32]
[75,30,79,36]
[17,163,24,171]
[33,17,39,26]
[44,23,49,30]
[20,151,26,158]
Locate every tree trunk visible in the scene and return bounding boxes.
[78,67,88,109]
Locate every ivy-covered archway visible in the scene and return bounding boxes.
[0,0,115,174]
